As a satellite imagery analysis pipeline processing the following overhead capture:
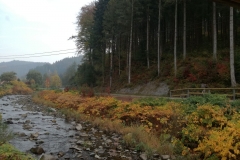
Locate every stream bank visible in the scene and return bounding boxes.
[0,95,164,160]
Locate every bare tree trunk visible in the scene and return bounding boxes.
[213,2,217,60]
[158,0,161,76]
[126,37,129,70]
[110,39,113,88]
[90,48,93,65]
[230,7,237,87]
[118,36,121,76]
[183,0,186,60]
[146,7,150,69]
[174,0,178,77]
[102,44,106,85]
[128,0,133,84]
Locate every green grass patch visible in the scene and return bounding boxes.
[182,94,228,114]
[0,143,35,160]
[133,97,169,107]
[0,122,14,145]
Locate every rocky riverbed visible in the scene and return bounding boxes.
[0,95,167,160]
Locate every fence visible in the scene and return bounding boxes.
[170,88,240,100]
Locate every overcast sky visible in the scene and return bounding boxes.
[0,0,93,63]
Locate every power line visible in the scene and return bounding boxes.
[0,51,78,60]
[0,48,77,58]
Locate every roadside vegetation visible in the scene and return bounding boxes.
[33,89,240,159]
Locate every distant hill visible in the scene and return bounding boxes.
[33,56,83,76]
[0,56,83,80]
[0,60,46,78]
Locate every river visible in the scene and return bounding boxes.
[0,95,147,160]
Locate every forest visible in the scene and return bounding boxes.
[71,0,240,90]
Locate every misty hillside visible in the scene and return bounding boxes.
[0,56,83,79]
[34,56,83,76]
[0,60,46,78]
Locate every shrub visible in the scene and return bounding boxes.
[11,81,33,95]
[182,94,228,114]
[133,97,169,107]
[195,115,240,159]
[182,105,228,144]
[54,89,63,93]
[182,104,240,159]
[230,100,240,112]
[202,94,228,107]
[80,84,94,97]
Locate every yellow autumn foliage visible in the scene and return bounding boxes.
[36,90,185,135]
[11,81,33,94]
[0,81,32,97]
[34,90,240,159]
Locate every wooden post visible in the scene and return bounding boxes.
[170,90,172,98]
[233,89,236,100]
[187,89,189,98]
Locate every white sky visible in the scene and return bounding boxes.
[0,0,93,63]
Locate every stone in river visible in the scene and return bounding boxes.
[40,154,57,160]
[23,124,32,130]
[5,120,13,124]
[75,124,83,131]
[21,114,27,118]
[30,132,39,139]
[140,153,147,160]
[30,146,45,155]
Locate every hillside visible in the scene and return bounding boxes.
[0,60,46,78]
[111,48,240,96]
[33,56,83,76]
[71,0,240,93]
[0,56,83,81]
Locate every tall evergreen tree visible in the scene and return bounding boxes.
[103,0,120,87]
[174,0,178,77]
[128,0,134,84]
[146,5,150,69]
[213,2,217,60]
[183,0,186,60]
[73,0,240,87]
[230,7,237,87]
[158,0,161,76]
[92,0,110,84]
[75,2,95,61]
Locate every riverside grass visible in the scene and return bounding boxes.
[0,144,35,160]
[34,90,240,159]
[0,81,33,97]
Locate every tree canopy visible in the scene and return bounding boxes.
[76,63,96,87]
[71,0,240,88]
[0,72,17,82]
[50,73,62,89]
[26,70,43,86]
[62,62,77,86]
